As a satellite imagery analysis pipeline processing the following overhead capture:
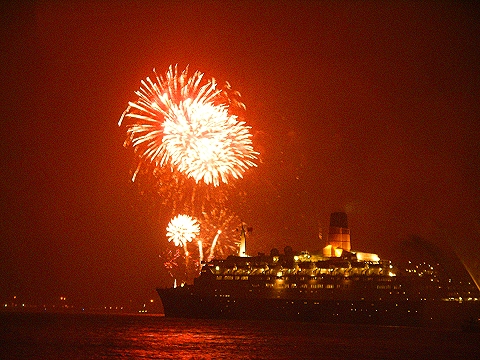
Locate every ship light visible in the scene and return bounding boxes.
[356,252,380,262]
[334,248,343,257]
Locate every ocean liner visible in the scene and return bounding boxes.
[157,212,480,327]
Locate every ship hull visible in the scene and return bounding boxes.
[157,287,480,327]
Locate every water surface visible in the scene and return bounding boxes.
[1,312,479,359]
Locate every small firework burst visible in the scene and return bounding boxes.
[166,214,200,248]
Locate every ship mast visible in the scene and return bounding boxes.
[239,223,247,257]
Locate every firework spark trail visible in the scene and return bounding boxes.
[201,208,241,260]
[119,65,258,186]
[160,249,182,279]
[208,230,222,262]
[197,240,204,263]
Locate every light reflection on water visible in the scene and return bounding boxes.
[0,313,479,359]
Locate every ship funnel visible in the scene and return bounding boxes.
[327,212,351,252]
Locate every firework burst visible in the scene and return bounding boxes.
[166,214,200,250]
[119,65,258,186]
[200,208,242,260]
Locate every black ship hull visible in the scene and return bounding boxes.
[157,286,480,328]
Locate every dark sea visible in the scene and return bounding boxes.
[1,312,479,359]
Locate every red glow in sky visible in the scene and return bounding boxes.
[1,1,479,308]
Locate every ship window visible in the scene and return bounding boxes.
[376,285,391,289]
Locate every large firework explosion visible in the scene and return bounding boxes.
[119,65,258,187]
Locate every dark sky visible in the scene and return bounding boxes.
[1,1,479,308]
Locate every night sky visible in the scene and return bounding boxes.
[2,1,479,310]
